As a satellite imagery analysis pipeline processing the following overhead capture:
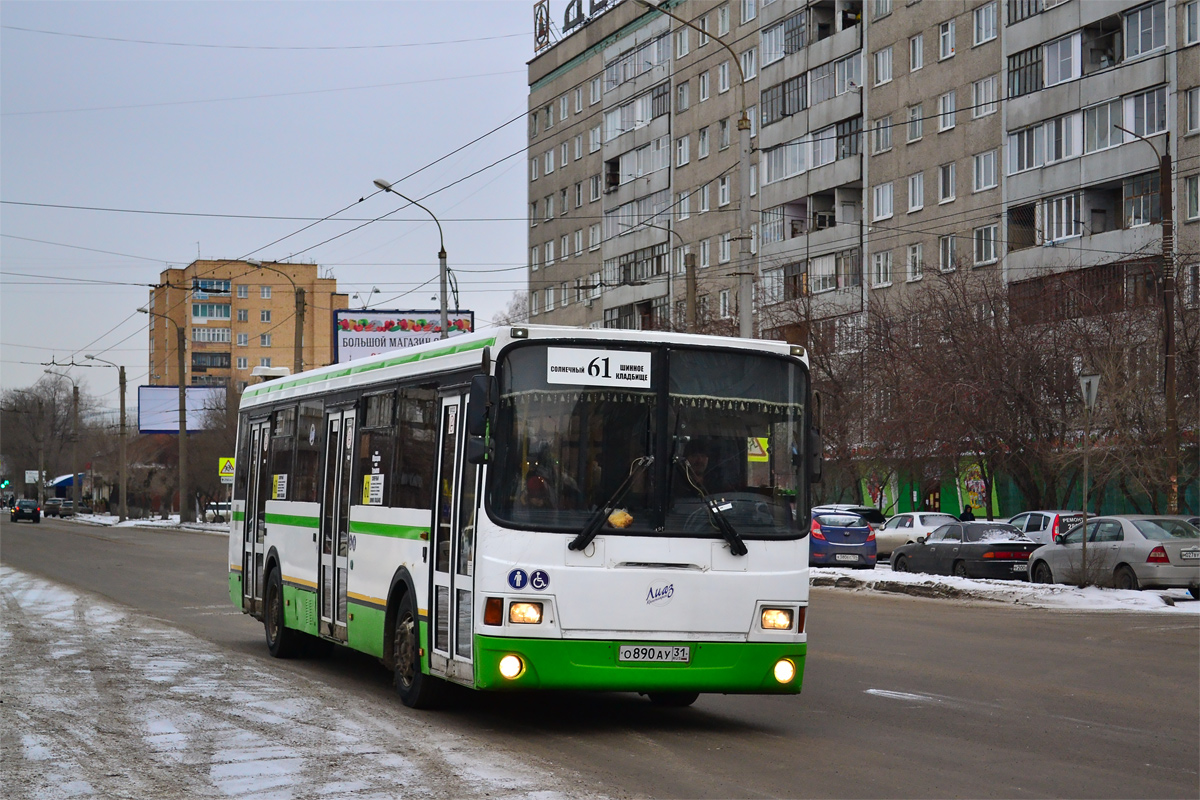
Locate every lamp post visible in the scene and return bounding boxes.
[372,179,450,340]
[138,307,194,522]
[85,355,128,521]
[246,260,305,375]
[633,0,754,338]
[1115,124,1176,513]
[1079,372,1100,584]
[43,369,82,514]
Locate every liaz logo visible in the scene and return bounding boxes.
[645,582,675,606]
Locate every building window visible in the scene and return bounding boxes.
[677,135,690,166]
[938,162,956,203]
[907,243,923,281]
[835,53,861,95]
[874,0,892,18]
[561,142,569,168]
[237,308,249,322]
[761,73,807,128]
[545,194,554,219]
[1186,175,1199,221]
[742,0,757,23]
[762,267,783,304]
[718,176,731,206]
[938,91,956,131]
[1008,46,1042,98]
[544,149,554,174]
[260,358,272,368]
[574,134,583,161]
[910,34,924,71]
[907,105,923,141]
[677,82,690,112]
[699,72,710,102]
[1044,193,1081,241]
[590,175,602,202]
[700,183,710,213]
[974,150,997,192]
[1125,1,1166,59]
[574,229,583,256]
[1084,99,1123,152]
[679,191,691,219]
[741,47,757,80]
[698,14,710,46]
[908,172,924,212]
[698,127,710,158]
[561,235,570,260]
[972,76,997,117]
[589,223,601,251]
[719,233,732,263]
[676,28,689,58]
[236,357,248,370]
[193,326,231,343]
[560,96,568,120]
[1129,86,1167,137]
[974,3,997,44]
[719,118,731,150]
[260,334,273,347]
[1188,88,1199,133]
[236,285,249,299]
[872,251,892,287]
[1044,34,1078,86]
[872,116,892,154]
[192,303,231,321]
[718,61,730,93]
[260,286,272,299]
[1046,113,1079,163]
[700,238,711,268]
[260,309,271,323]
[811,255,837,293]
[1009,125,1045,173]
[973,225,999,264]
[237,333,248,346]
[939,19,955,60]
[575,182,583,208]
[530,291,540,316]
[1187,1,1199,44]
[1124,173,1161,227]
[874,46,892,86]
[545,286,555,312]
[837,117,862,159]
[531,246,539,271]
[939,235,956,271]
[873,182,894,221]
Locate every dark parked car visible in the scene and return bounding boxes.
[810,511,876,569]
[890,522,1038,579]
[43,497,63,517]
[10,499,41,523]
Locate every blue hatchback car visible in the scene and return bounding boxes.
[810,511,876,568]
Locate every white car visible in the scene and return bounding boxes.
[877,512,961,557]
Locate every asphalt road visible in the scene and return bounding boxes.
[3,515,1198,799]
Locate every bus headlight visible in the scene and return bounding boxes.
[499,654,524,679]
[774,658,797,684]
[761,608,793,630]
[509,602,543,624]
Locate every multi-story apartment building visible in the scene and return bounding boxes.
[528,0,1197,343]
[146,260,348,393]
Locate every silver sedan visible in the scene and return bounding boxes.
[1028,515,1200,597]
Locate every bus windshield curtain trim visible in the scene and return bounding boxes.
[242,337,496,399]
[669,394,804,415]
[500,388,657,406]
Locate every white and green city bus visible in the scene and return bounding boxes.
[228,325,820,707]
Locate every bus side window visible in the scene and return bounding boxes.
[293,401,323,503]
[234,415,250,501]
[357,392,395,507]
[393,388,439,509]
[270,406,297,500]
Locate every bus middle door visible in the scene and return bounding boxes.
[319,407,355,641]
[430,392,480,685]
[242,418,271,616]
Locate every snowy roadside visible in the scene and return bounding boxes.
[50,515,1200,613]
[0,566,609,800]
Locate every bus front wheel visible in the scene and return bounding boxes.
[265,567,302,658]
[393,592,443,709]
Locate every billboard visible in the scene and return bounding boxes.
[333,308,474,363]
[137,386,227,434]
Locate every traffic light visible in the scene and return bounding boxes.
[0,479,9,489]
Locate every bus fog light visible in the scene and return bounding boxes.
[773,658,796,684]
[761,608,793,630]
[499,654,524,679]
[509,602,543,624]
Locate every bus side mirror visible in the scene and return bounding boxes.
[466,374,497,464]
[808,427,823,484]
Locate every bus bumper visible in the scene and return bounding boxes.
[473,636,806,694]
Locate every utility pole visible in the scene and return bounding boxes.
[86,355,128,521]
[71,384,81,511]
[293,286,307,376]
[685,253,697,333]
[176,324,191,522]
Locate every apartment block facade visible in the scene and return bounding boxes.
[147,260,348,393]
[527,0,1199,341]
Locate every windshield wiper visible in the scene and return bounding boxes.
[703,496,748,556]
[568,456,653,552]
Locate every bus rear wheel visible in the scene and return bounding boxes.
[393,592,443,709]
[265,567,302,658]
[646,691,699,707]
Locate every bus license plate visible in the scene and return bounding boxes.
[618,645,690,663]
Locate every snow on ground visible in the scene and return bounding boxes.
[0,566,608,800]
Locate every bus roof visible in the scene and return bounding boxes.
[239,324,806,410]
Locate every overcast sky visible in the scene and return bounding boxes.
[1,1,538,413]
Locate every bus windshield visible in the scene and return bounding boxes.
[488,343,807,540]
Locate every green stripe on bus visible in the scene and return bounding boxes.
[232,510,245,521]
[242,336,496,398]
[473,636,807,694]
[348,520,428,540]
[264,512,320,528]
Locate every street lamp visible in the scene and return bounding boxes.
[246,260,305,376]
[372,179,450,340]
[1115,124,1176,513]
[43,369,82,514]
[86,355,128,522]
[632,0,755,338]
[1079,372,1100,584]
[138,306,194,523]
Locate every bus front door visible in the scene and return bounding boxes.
[430,393,480,684]
[242,418,271,616]
[319,407,354,641]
